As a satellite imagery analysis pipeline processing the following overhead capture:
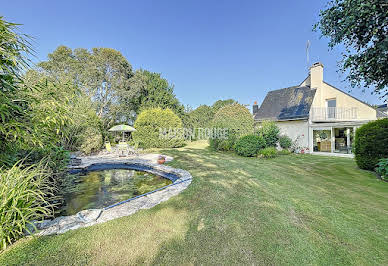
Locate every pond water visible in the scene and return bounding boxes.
[59,169,172,216]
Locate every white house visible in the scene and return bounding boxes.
[253,62,387,156]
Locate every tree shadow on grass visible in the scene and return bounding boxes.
[144,147,387,265]
[1,146,387,265]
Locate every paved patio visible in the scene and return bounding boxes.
[69,152,174,169]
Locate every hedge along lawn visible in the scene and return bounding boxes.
[1,141,387,265]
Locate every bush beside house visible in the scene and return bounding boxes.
[354,118,388,170]
[257,121,280,147]
[376,158,388,181]
[133,108,185,148]
[259,147,278,158]
[231,120,296,158]
[209,104,254,151]
[277,149,291,155]
[279,135,292,150]
[235,135,266,157]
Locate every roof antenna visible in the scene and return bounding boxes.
[306,40,310,72]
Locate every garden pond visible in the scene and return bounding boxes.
[58,168,172,216]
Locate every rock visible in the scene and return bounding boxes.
[77,209,102,223]
[36,219,53,230]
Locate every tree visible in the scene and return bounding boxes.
[124,69,184,117]
[187,105,215,128]
[212,99,237,112]
[38,46,77,82]
[315,0,388,97]
[209,104,254,151]
[184,100,238,131]
[38,46,133,126]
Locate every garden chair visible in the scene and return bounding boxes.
[116,141,128,157]
[115,141,139,157]
[105,141,112,152]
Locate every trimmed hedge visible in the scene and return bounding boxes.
[235,134,266,157]
[209,104,254,151]
[354,118,388,170]
[133,108,185,148]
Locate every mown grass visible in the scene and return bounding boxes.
[1,141,387,265]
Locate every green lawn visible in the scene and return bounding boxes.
[1,141,387,265]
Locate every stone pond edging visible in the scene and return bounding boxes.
[34,156,192,236]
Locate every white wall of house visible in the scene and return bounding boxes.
[275,120,309,148]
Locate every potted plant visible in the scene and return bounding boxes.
[157,155,166,164]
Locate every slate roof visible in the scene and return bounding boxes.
[377,104,388,118]
[377,104,387,112]
[254,86,316,121]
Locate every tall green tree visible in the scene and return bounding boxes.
[124,69,185,117]
[187,105,215,128]
[315,0,388,96]
[38,46,133,125]
[212,99,237,112]
[184,99,238,130]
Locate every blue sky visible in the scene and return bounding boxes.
[2,0,384,108]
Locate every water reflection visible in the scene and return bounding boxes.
[59,169,172,216]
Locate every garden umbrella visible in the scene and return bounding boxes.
[108,124,136,142]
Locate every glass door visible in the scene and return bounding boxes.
[313,129,332,152]
[334,127,353,154]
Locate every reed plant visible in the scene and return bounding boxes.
[0,161,56,250]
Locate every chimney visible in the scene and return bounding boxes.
[310,62,323,89]
[253,101,259,114]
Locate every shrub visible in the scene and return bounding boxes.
[257,121,280,147]
[210,134,237,152]
[259,147,278,158]
[235,135,266,157]
[278,149,291,155]
[209,104,254,151]
[80,127,103,155]
[0,162,56,250]
[375,158,388,181]
[18,146,70,175]
[279,135,292,149]
[133,108,185,148]
[354,119,388,170]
